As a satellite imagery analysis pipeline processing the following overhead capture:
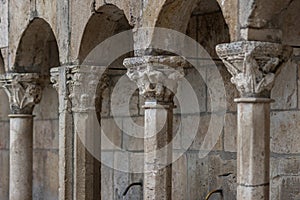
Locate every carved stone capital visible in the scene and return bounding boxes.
[123,56,186,103]
[0,73,42,114]
[216,41,292,98]
[50,68,59,92]
[67,65,109,112]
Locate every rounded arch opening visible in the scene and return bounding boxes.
[13,18,60,199]
[14,18,59,75]
[78,4,133,64]
[149,1,235,199]
[280,0,300,46]
[78,4,136,199]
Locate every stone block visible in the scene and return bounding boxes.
[33,150,59,200]
[0,0,8,48]
[8,0,31,69]
[187,152,209,200]
[33,86,59,120]
[128,171,143,200]
[0,122,9,149]
[182,114,222,151]
[122,116,144,151]
[172,154,187,200]
[36,0,57,34]
[101,117,122,150]
[224,113,237,152]
[207,64,238,112]
[113,152,130,199]
[271,60,297,110]
[101,164,114,200]
[271,111,300,154]
[270,156,300,179]
[33,119,59,149]
[0,150,9,200]
[175,67,206,114]
[208,154,237,200]
[110,75,139,117]
[216,0,238,41]
[271,176,300,200]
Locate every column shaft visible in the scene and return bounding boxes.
[9,115,33,200]
[144,102,173,200]
[216,41,292,200]
[236,98,271,200]
[0,73,42,200]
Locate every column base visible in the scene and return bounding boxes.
[234,98,274,103]
[8,114,34,118]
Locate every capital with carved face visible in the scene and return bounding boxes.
[216,41,292,98]
[0,73,43,114]
[123,56,187,103]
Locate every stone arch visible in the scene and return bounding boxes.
[279,0,300,46]
[0,52,4,74]
[14,18,59,75]
[78,4,136,199]
[238,0,292,42]
[186,0,230,57]
[13,18,60,199]
[78,4,133,64]
[147,1,236,199]
[143,0,230,56]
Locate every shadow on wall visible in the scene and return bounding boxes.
[14,18,59,76]
[0,52,4,74]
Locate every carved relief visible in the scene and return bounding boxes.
[68,66,109,112]
[123,56,186,102]
[50,68,59,91]
[216,41,292,97]
[0,73,42,114]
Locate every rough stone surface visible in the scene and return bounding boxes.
[270,111,300,154]
[271,60,297,110]
[33,150,59,200]
[0,0,8,48]
[224,113,237,152]
[0,150,9,200]
[1,0,300,200]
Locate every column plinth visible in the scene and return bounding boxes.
[0,73,42,200]
[216,41,292,200]
[124,56,186,200]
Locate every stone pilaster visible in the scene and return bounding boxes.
[51,65,108,200]
[124,56,186,200]
[50,67,74,200]
[0,73,42,200]
[216,41,292,200]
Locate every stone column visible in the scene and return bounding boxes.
[68,65,108,200]
[50,67,74,200]
[51,65,108,200]
[216,41,292,200]
[124,56,186,200]
[0,73,42,200]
